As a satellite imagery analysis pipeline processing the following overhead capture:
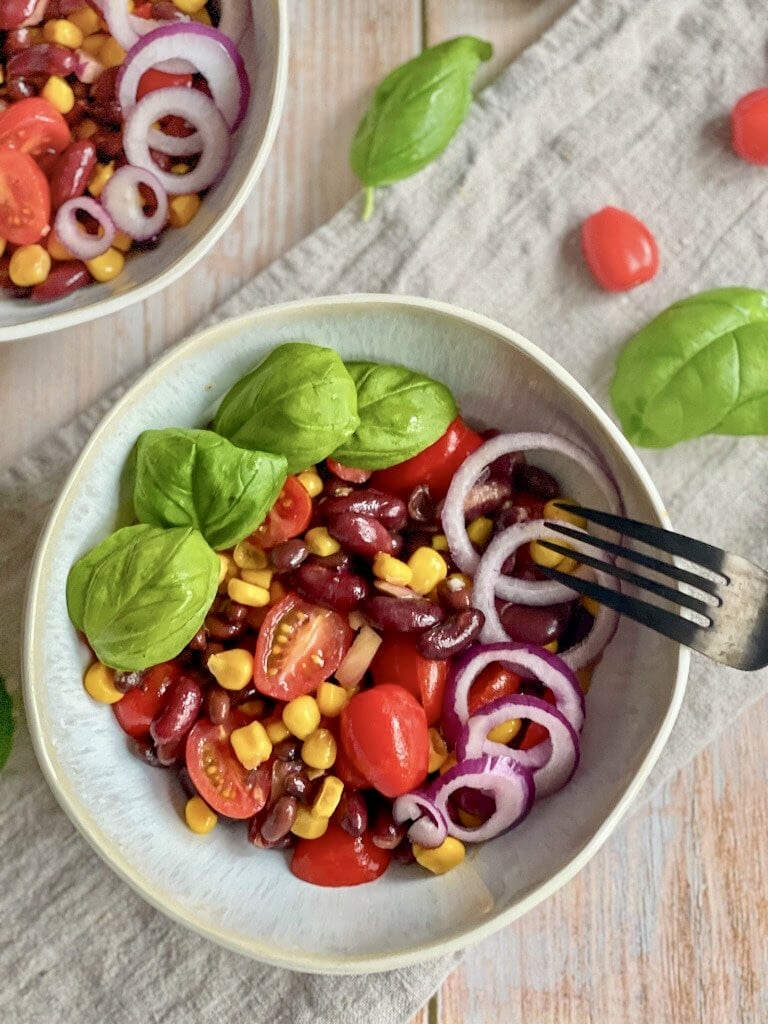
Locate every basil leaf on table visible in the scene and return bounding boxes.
[67,524,219,672]
[332,361,457,469]
[133,428,287,551]
[213,342,360,474]
[611,287,768,448]
[351,35,492,219]
[0,676,14,773]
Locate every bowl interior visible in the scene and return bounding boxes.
[24,296,687,973]
[0,0,286,342]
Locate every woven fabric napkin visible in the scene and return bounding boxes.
[2,0,767,1020]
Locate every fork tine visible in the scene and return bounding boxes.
[538,540,714,615]
[543,520,722,598]
[538,565,703,648]
[554,503,730,576]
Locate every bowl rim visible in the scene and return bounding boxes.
[22,293,690,974]
[0,0,289,344]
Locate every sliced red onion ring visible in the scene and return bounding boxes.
[116,23,250,131]
[392,789,448,849]
[123,88,229,195]
[95,0,188,53]
[426,756,535,843]
[457,695,580,798]
[473,522,620,670]
[54,197,115,261]
[21,0,48,26]
[442,641,585,747]
[441,432,622,578]
[101,165,169,241]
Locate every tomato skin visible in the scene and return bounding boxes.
[370,635,447,726]
[248,476,312,549]
[517,687,556,750]
[137,69,194,101]
[732,88,768,165]
[581,206,659,292]
[185,714,270,819]
[334,741,371,789]
[467,664,523,716]
[0,146,51,245]
[325,458,371,484]
[370,417,484,500]
[0,98,70,157]
[113,662,183,740]
[253,593,353,701]
[290,821,391,887]
[340,684,429,798]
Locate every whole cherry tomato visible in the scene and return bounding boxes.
[370,417,483,500]
[581,206,659,292]
[290,821,391,887]
[731,88,768,165]
[370,635,447,725]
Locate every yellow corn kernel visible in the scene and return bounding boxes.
[83,661,123,704]
[185,795,217,834]
[302,728,337,770]
[529,540,578,575]
[227,577,270,607]
[408,547,448,596]
[171,163,190,175]
[216,551,233,585]
[80,31,107,56]
[466,516,493,547]
[543,640,559,654]
[576,665,595,693]
[168,193,201,228]
[543,497,587,529]
[296,470,323,497]
[439,753,458,776]
[431,533,449,551]
[87,161,115,197]
[487,718,522,744]
[191,7,211,23]
[112,230,132,253]
[46,231,73,262]
[172,0,208,11]
[305,526,340,557]
[230,720,272,770]
[86,247,124,282]
[99,36,127,68]
[265,718,290,744]
[24,27,43,46]
[43,19,84,48]
[427,727,448,773]
[457,809,484,828]
[311,775,344,818]
[68,6,103,35]
[306,767,325,781]
[270,579,287,605]
[581,595,600,618]
[9,245,50,287]
[240,567,273,589]
[413,837,466,875]
[239,699,266,718]
[207,648,253,691]
[233,539,267,570]
[282,695,321,739]
[0,239,5,259]
[373,552,413,587]
[291,805,329,840]
[74,118,98,140]
[316,681,349,717]
[41,75,75,114]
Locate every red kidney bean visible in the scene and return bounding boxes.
[464,479,513,519]
[177,765,198,798]
[453,786,495,818]
[389,532,403,556]
[6,77,40,102]
[229,682,264,708]
[223,599,248,624]
[273,738,302,761]
[260,795,298,844]
[187,628,207,651]
[247,810,295,850]
[3,28,40,56]
[31,262,92,303]
[152,1,188,19]
[113,669,144,693]
[399,529,436,561]
[320,490,407,531]
[49,140,97,210]
[92,128,124,161]
[417,608,485,660]
[293,562,369,613]
[284,769,312,802]
[436,577,472,612]
[324,480,354,498]
[559,603,594,651]
[270,538,308,572]
[8,43,77,79]
[49,0,91,13]
[133,231,165,251]
[128,737,163,768]
[516,464,560,499]
[407,484,437,524]
[150,676,202,745]
[333,790,368,838]
[204,615,245,640]
[155,737,183,766]
[370,807,407,850]
[497,600,575,647]
[270,758,303,800]
[0,0,43,30]
[306,550,351,572]
[495,502,533,531]
[391,838,416,865]
[363,596,445,633]
[327,512,397,559]
[205,687,230,726]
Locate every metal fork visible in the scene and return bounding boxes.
[536,504,768,671]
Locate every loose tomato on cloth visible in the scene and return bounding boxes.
[252,593,353,700]
[340,683,429,798]
[370,635,447,725]
[186,714,270,819]
[290,821,391,887]
[370,417,483,500]
[0,98,70,157]
[247,476,312,549]
[113,662,183,739]
[731,88,768,164]
[581,206,659,292]
[0,146,51,245]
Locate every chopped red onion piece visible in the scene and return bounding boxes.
[21,0,48,26]
[426,755,535,842]
[392,789,448,849]
[101,165,169,242]
[74,49,105,85]
[54,196,115,261]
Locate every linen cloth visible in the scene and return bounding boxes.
[2,0,767,1020]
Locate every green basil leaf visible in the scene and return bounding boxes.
[133,428,287,551]
[332,361,457,469]
[213,342,360,474]
[66,524,219,671]
[611,287,768,448]
[350,36,492,217]
[0,676,14,773]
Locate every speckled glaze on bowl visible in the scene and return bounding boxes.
[23,295,689,974]
[0,0,288,343]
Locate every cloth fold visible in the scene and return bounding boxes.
[2,0,767,1020]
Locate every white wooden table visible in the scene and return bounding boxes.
[2,3,766,1021]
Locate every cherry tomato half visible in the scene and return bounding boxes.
[248,476,312,549]
[290,821,391,887]
[370,417,484,501]
[185,714,269,819]
[0,98,70,157]
[340,683,429,798]
[731,88,768,165]
[113,661,182,739]
[253,592,353,701]
[0,146,51,245]
[370,635,447,726]
[517,687,556,750]
[137,69,194,102]
[580,206,659,292]
[467,664,523,716]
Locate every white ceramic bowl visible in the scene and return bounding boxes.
[23,295,689,974]
[0,0,287,343]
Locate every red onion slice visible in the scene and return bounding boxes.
[54,197,115,261]
[392,789,448,849]
[123,88,229,195]
[100,165,169,241]
[457,695,580,798]
[21,0,48,26]
[95,0,188,53]
[426,756,535,843]
[441,432,622,577]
